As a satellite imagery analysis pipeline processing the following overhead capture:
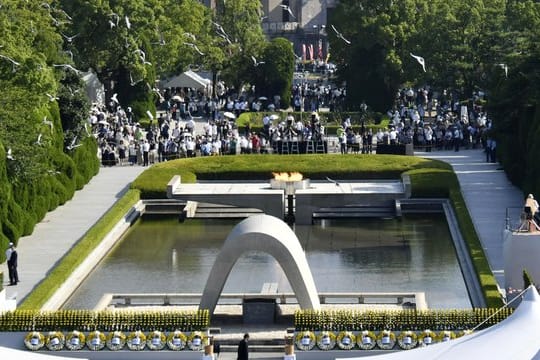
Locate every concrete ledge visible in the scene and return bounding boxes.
[166,175,181,199]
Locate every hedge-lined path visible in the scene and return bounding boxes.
[1,166,146,304]
[418,148,524,290]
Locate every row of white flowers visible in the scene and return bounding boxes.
[24,330,206,351]
[295,330,469,351]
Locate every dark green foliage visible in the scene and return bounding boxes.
[523,269,535,289]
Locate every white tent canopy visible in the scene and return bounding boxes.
[163,70,211,91]
[338,286,540,360]
[0,346,87,360]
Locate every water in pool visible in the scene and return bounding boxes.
[63,215,471,309]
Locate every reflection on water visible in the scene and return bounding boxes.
[63,215,471,309]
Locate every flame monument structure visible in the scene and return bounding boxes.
[199,214,321,315]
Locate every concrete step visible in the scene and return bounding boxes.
[219,344,285,353]
[313,205,396,219]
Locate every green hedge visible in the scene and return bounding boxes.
[0,309,209,332]
[294,308,513,331]
[19,189,141,310]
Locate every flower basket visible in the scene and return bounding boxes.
[187,331,205,351]
[106,331,126,351]
[167,330,187,351]
[316,331,336,350]
[376,330,396,350]
[147,330,167,350]
[336,331,356,350]
[295,331,316,351]
[45,331,65,351]
[357,330,377,350]
[65,330,85,351]
[418,330,436,346]
[24,331,45,351]
[86,330,106,351]
[438,330,456,343]
[397,330,418,350]
[127,330,147,351]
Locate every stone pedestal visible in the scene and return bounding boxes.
[242,298,276,324]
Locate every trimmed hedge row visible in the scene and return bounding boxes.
[294,308,513,332]
[0,310,209,332]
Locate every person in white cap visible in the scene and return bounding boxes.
[6,242,18,285]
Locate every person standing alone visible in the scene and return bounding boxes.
[237,333,249,360]
[6,242,18,285]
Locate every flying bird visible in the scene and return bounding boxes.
[183,32,196,41]
[146,110,154,120]
[498,63,508,78]
[109,13,120,28]
[36,133,43,145]
[67,136,81,150]
[410,53,426,72]
[325,176,341,187]
[330,25,351,45]
[53,63,82,75]
[0,54,21,72]
[251,55,265,66]
[110,93,119,104]
[184,42,204,56]
[125,16,131,29]
[6,148,15,161]
[46,93,59,102]
[134,49,151,65]
[43,116,54,130]
[60,32,79,43]
[279,4,296,19]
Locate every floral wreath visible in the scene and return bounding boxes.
[106,331,126,351]
[397,330,418,350]
[418,330,436,346]
[336,331,356,350]
[45,331,65,351]
[65,330,85,351]
[86,330,106,351]
[316,331,336,351]
[187,331,205,351]
[438,330,456,342]
[127,330,147,351]
[147,330,167,350]
[295,330,316,351]
[376,330,396,350]
[24,331,45,351]
[357,330,377,350]
[167,330,187,351]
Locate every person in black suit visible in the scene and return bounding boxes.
[6,242,18,285]
[237,333,249,360]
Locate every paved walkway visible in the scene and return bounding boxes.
[1,166,146,303]
[418,148,524,288]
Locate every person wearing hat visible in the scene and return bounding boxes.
[5,242,18,285]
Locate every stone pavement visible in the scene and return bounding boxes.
[1,166,146,304]
[418,148,524,288]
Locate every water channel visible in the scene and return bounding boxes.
[64,215,471,309]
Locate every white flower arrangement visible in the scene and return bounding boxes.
[397,330,418,350]
[65,330,85,351]
[295,330,316,351]
[418,330,436,346]
[126,330,147,351]
[376,330,396,350]
[438,330,456,342]
[167,330,187,351]
[457,329,474,338]
[316,331,336,351]
[336,331,356,350]
[187,331,205,351]
[106,331,126,351]
[147,330,167,350]
[86,330,106,351]
[357,330,377,350]
[45,331,65,351]
[24,331,45,351]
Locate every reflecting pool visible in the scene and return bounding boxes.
[64,215,471,309]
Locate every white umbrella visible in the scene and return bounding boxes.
[223,111,236,119]
[269,114,280,120]
[171,95,183,102]
[258,96,268,101]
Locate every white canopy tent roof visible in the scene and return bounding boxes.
[338,286,540,360]
[0,346,87,360]
[163,70,211,91]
